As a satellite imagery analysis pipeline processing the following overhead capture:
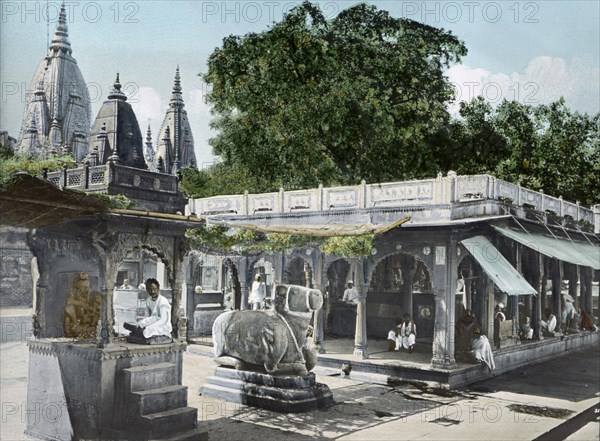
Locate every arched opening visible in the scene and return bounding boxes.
[367,253,434,341]
[252,257,275,300]
[325,259,352,337]
[113,248,173,337]
[285,256,310,287]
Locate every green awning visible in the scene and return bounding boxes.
[493,226,600,270]
[460,235,537,296]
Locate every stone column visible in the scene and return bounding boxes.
[540,256,547,314]
[402,256,415,318]
[239,257,249,310]
[313,251,326,354]
[567,263,579,312]
[581,267,593,316]
[551,259,563,332]
[527,249,542,339]
[353,258,368,359]
[484,277,494,338]
[431,236,457,368]
[98,248,118,348]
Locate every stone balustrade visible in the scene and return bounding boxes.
[189,172,599,231]
[43,163,179,195]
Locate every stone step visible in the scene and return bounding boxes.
[132,385,188,415]
[123,363,179,392]
[141,406,197,439]
[151,428,208,441]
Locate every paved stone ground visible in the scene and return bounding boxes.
[1,341,598,440]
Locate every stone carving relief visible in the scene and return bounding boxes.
[371,182,433,205]
[326,189,356,208]
[63,273,101,338]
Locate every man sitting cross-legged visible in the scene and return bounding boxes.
[124,278,172,344]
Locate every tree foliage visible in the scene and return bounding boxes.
[438,98,599,205]
[0,154,76,188]
[202,1,467,191]
[183,1,598,206]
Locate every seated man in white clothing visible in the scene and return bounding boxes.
[342,281,359,304]
[395,313,416,353]
[124,278,172,344]
[540,307,557,337]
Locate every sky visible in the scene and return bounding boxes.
[1,0,599,167]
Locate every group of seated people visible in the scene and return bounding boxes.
[387,313,417,353]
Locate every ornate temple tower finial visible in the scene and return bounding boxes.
[108,73,127,101]
[144,125,156,169]
[108,144,120,164]
[49,118,62,151]
[50,3,71,54]
[157,156,165,173]
[154,67,197,172]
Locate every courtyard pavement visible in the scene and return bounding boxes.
[1,340,598,440]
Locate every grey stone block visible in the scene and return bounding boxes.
[140,406,198,438]
[132,385,188,415]
[123,362,178,392]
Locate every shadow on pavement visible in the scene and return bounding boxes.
[465,345,600,403]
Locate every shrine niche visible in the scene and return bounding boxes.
[63,272,101,339]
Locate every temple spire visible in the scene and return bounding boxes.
[108,73,127,101]
[50,3,71,54]
[170,66,183,107]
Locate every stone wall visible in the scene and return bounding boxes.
[0,226,34,308]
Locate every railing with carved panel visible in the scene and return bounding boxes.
[43,164,179,195]
[193,173,597,227]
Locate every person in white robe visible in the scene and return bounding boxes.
[124,278,172,343]
[249,274,266,310]
[470,327,495,372]
[396,314,416,353]
[342,281,359,304]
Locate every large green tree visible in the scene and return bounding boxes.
[202,1,466,191]
[433,97,599,205]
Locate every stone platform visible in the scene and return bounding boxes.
[26,338,206,440]
[202,367,334,413]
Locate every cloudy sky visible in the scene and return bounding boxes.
[1,1,598,167]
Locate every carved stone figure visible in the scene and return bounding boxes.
[212,284,323,376]
[63,273,101,338]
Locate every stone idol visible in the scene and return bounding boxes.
[202,284,333,412]
[63,273,101,339]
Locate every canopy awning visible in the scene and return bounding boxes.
[493,226,600,270]
[460,235,537,296]
[207,216,411,237]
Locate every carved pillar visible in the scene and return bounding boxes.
[540,256,547,314]
[353,258,368,358]
[551,259,563,332]
[484,275,494,338]
[239,257,249,310]
[402,255,415,319]
[431,235,457,368]
[581,267,593,316]
[97,240,118,348]
[33,271,49,338]
[525,249,541,339]
[313,251,326,354]
[510,244,521,340]
[169,237,189,340]
[567,263,579,312]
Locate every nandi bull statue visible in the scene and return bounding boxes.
[212,284,322,376]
